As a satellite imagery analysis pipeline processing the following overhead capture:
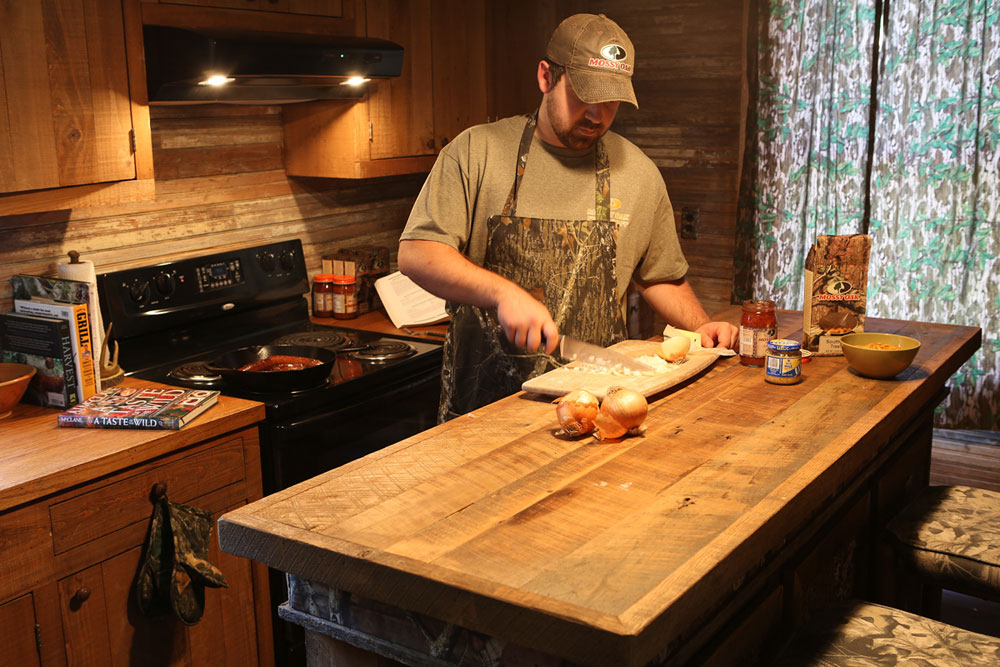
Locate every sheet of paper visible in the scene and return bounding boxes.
[374,271,448,328]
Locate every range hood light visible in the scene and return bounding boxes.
[340,76,370,86]
[199,75,235,86]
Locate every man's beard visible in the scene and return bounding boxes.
[544,95,605,150]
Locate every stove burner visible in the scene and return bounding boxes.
[273,331,350,349]
[168,361,221,384]
[350,341,415,362]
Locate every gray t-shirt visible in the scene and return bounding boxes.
[401,115,689,310]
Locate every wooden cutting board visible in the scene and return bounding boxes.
[521,339,721,398]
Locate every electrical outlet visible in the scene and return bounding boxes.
[680,206,699,240]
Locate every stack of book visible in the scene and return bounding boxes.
[0,274,100,409]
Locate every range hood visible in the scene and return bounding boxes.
[143,26,404,104]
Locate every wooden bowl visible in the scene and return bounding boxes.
[0,362,37,419]
[840,333,920,379]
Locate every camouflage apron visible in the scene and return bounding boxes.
[439,114,626,421]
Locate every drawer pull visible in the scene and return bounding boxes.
[70,587,91,610]
[150,482,167,501]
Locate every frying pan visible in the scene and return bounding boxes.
[206,345,337,392]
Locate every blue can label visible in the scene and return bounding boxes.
[766,354,801,378]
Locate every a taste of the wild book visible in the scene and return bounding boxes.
[57,387,219,430]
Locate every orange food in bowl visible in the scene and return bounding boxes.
[840,333,920,379]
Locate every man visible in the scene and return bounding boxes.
[398,13,737,421]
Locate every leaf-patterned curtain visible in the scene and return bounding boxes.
[736,0,999,428]
[868,1,999,428]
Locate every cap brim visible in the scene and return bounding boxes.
[566,68,638,108]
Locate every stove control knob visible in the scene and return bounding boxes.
[259,252,276,273]
[129,279,150,304]
[154,272,176,297]
[279,250,296,272]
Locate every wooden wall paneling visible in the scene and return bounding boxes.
[0,1,59,193]
[0,43,13,189]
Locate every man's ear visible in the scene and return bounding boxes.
[537,60,554,94]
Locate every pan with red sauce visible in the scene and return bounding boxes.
[238,355,324,372]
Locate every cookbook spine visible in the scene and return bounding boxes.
[56,414,180,430]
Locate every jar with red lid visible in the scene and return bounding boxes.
[312,273,336,318]
[331,274,358,320]
[739,299,777,366]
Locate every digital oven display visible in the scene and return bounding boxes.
[195,259,245,292]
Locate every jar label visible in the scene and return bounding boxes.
[313,292,334,314]
[766,355,801,378]
[739,325,776,358]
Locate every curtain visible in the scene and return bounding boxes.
[736,0,999,428]
[868,1,999,428]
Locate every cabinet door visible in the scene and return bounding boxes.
[0,0,136,195]
[0,594,41,667]
[430,0,487,150]
[365,0,435,160]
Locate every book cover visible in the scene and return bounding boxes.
[58,387,220,430]
[13,299,97,400]
[0,312,80,408]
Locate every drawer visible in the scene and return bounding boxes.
[49,436,246,554]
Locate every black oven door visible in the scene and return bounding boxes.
[262,367,440,494]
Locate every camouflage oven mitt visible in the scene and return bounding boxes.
[136,495,228,625]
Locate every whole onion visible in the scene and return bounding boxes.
[594,386,648,440]
[554,389,600,436]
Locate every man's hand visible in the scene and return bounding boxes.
[695,321,739,349]
[496,283,560,354]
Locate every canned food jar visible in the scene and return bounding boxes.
[332,274,358,320]
[312,273,336,318]
[739,299,777,366]
[765,338,803,384]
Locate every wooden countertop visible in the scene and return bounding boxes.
[218,312,980,665]
[311,309,448,341]
[0,378,265,513]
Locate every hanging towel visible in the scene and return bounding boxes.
[136,495,228,625]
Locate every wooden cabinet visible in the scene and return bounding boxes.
[0,0,154,214]
[147,0,346,17]
[0,427,272,667]
[283,0,487,178]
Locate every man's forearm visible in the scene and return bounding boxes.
[637,278,711,331]
[397,239,513,308]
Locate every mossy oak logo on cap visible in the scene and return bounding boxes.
[590,44,632,73]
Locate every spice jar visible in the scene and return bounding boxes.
[765,339,803,385]
[739,299,777,366]
[331,274,358,320]
[312,273,336,318]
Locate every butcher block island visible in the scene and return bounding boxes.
[0,379,273,666]
[218,312,980,666]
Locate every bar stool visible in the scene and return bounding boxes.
[885,485,1000,606]
[769,600,1000,665]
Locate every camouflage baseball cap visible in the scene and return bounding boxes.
[545,13,637,108]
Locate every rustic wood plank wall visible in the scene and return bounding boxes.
[0,105,426,313]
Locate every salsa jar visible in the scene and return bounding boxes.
[331,274,358,320]
[739,299,777,366]
[765,338,802,384]
[312,273,336,318]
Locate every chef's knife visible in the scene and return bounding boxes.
[558,335,656,373]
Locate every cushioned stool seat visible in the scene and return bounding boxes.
[771,600,1000,665]
[886,485,1000,600]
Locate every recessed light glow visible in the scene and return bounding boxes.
[198,74,235,86]
[340,76,370,86]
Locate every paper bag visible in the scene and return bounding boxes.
[802,234,872,355]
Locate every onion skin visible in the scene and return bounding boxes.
[593,386,648,440]
[554,389,599,436]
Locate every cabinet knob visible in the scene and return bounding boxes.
[151,482,167,501]
[441,137,449,147]
[425,138,435,150]
[70,587,91,610]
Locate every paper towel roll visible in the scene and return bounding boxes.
[58,259,104,391]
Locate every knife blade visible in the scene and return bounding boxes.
[558,335,656,373]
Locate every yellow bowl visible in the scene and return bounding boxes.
[0,362,37,419]
[840,333,920,379]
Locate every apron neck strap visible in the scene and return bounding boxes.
[502,112,611,222]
